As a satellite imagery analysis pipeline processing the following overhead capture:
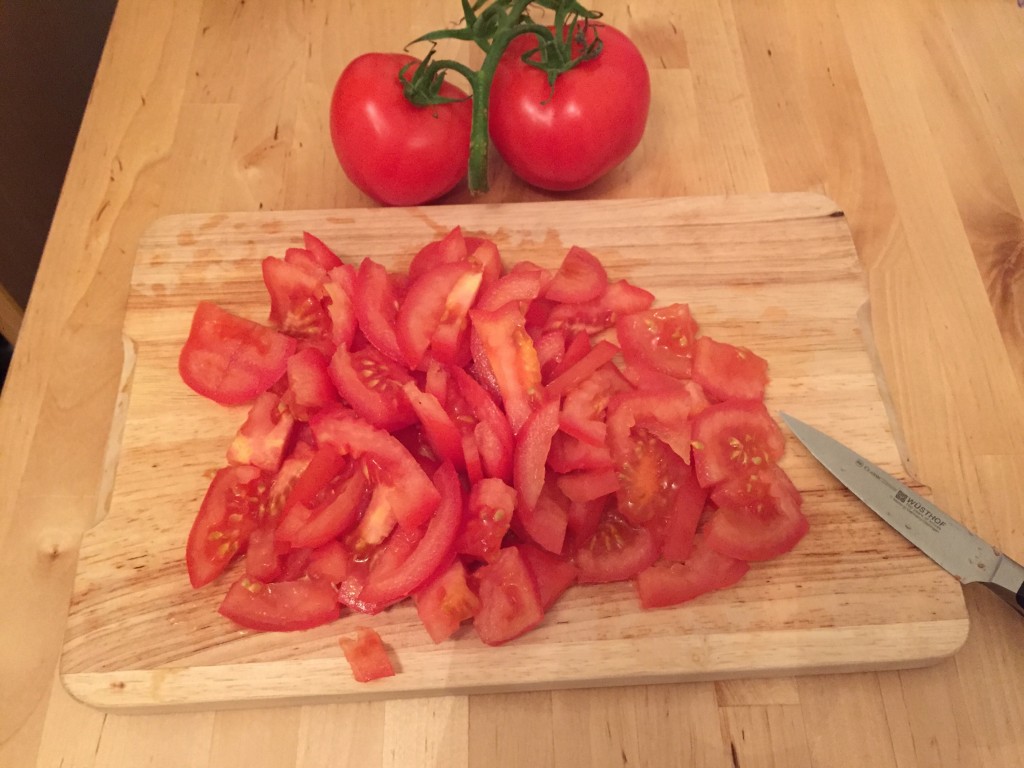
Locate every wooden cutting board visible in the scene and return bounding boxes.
[61,194,970,712]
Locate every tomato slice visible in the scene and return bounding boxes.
[513,398,560,513]
[476,267,547,313]
[544,279,654,335]
[402,381,465,470]
[559,364,632,446]
[354,258,405,363]
[450,367,515,482]
[179,302,296,406]
[457,477,516,562]
[607,389,700,466]
[544,339,620,400]
[307,540,351,583]
[544,246,608,304]
[284,347,339,419]
[323,264,358,349]
[659,461,708,562]
[473,546,545,645]
[635,535,749,609]
[186,464,267,588]
[470,303,543,434]
[704,465,808,561]
[574,511,658,584]
[691,400,786,488]
[547,430,614,473]
[261,256,333,343]
[515,476,570,554]
[276,465,368,549]
[397,261,482,369]
[691,335,769,402]
[408,226,469,281]
[413,559,481,643]
[339,626,396,682]
[311,408,441,529]
[519,541,578,609]
[302,231,344,270]
[226,390,296,472]
[556,468,620,504]
[244,526,285,583]
[219,576,339,631]
[616,303,699,378]
[328,344,416,431]
[359,462,463,604]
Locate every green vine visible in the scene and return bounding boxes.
[400,0,604,195]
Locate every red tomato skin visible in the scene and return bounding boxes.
[358,462,464,605]
[635,535,749,609]
[218,577,340,632]
[544,246,608,304]
[186,464,266,588]
[329,53,472,206]
[179,302,296,406]
[473,546,545,645]
[339,626,396,682]
[490,24,650,191]
[413,559,481,643]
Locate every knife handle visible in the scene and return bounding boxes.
[984,555,1024,617]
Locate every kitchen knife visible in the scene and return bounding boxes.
[780,412,1024,615]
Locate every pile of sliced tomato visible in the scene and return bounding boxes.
[178,227,808,682]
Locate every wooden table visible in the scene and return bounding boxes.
[3,1,1023,765]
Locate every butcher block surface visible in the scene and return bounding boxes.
[60,194,969,712]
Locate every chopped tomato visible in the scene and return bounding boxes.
[359,462,463,604]
[544,246,608,304]
[179,302,296,406]
[402,381,465,470]
[545,330,590,382]
[515,476,569,554]
[339,626,396,682]
[186,464,267,588]
[450,367,515,482]
[513,399,560,513]
[328,344,416,431]
[276,464,368,549]
[704,466,808,560]
[397,261,482,369]
[285,347,338,419]
[476,267,547,313]
[547,430,614,473]
[544,279,654,335]
[226,390,296,472]
[556,468,620,504]
[219,576,339,631]
[261,257,331,342]
[519,541,578,609]
[658,461,708,562]
[635,535,749,609]
[302,231,343,270]
[414,559,481,643]
[457,477,516,562]
[473,546,545,645]
[244,526,285,583]
[575,511,658,584]
[559,363,632,446]
[311,408,441,528]
[470,303,543,434]
[408,226,470,280]
[354,258,404,363]
[323,265,358,349]
[616,303,699,378]
[544,339,620,400]
[691,335,769,402]
[691,400,785,488]
[307,540,351,583]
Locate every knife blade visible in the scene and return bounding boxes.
[780,412,1024,615]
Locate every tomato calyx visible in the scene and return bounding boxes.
[401,0,604,195]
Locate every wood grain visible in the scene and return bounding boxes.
[59,195,968,711]
[4,0,1024,766]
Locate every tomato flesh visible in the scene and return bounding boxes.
[219,576,339,631]
[339,626,396,682]
[473,546,545,645]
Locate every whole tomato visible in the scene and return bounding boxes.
[329,53,473,206]
[488,24,650,192]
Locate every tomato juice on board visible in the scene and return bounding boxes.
[178,227,807,682]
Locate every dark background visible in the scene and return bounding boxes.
[0,0,118,386]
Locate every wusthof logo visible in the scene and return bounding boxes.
[894,490,947,530]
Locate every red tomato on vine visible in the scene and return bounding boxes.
[329,53,473,206]
[489,23,651,191]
